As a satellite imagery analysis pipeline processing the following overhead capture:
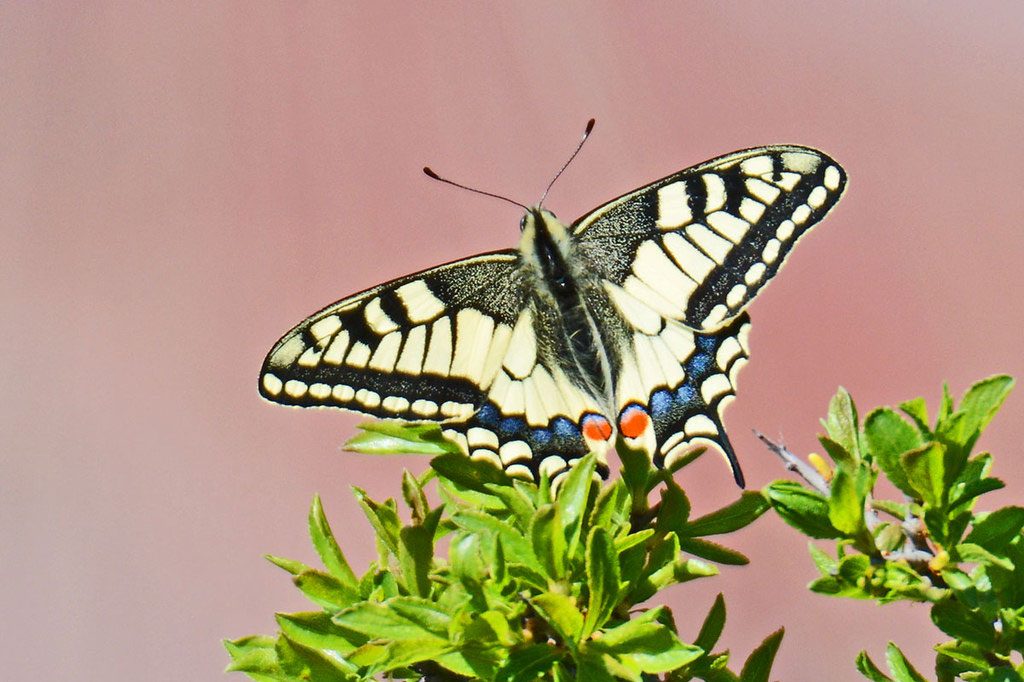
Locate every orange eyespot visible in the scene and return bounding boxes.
[582,415,613,441]
[619,407,650,439]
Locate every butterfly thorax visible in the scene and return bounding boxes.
[519,207,619,414]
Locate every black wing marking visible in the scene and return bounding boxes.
[573,146,846,331]
[259,251,526,421]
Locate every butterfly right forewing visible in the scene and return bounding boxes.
[572,145,847,331]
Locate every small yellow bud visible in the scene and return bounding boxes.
[808,453,833,481]
[928,550,949,573]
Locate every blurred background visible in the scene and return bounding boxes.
[3,3,1022,680]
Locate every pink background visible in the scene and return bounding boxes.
[4,3,1023,680]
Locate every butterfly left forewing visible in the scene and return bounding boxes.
[260,252,525,421]
[573,145,846,331]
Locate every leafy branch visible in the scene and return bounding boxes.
[761,375,1018,681]
[226,429,781,681]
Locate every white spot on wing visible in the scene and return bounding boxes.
[604,282,663,334]
[499,440,532,465]
[285,380,308,398]
[364,297,398,334]
[738,198,765,224]
[776,220,795,241]
[685,223,733,264]
[660,323,696,362]
[807,186,827,209]
[745,177,781,204]
[824,165,841,191]
[332,384,355,402]
[411,399,438,416]
[663,232,716,283]
[715,336,744,370]
[763,238,781,264]
[707,211,749,243]
[702,174,727,211]
[270,336,305,367]
[685,414,719,437]
[744,262,767,286]
[633,241,697,301]
[310,315,342,340]
[346,342,371,368]
[503,310,537,379]
[396,280,446,323]
[262,373,283,396]
[740,155,773,176]
[423,317,453,375]
[656,181,692,229]
[369,331,402,371]
[468,427,499,448]
[726,284,747,309]
[781,151,820,173]
[701,373,732,403]
[322,330,350,365]
[396,325,426,374]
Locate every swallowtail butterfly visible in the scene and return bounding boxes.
[260,129,846,487]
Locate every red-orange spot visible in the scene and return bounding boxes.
[619,407,650,439]
[582,415,613,441]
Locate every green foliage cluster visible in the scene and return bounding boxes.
[225,429,781,682]
[763,375,1018,681]
[227,374,1017,681]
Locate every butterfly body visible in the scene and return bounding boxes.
[261,144,847,487]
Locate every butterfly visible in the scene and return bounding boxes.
[259,131,846,488]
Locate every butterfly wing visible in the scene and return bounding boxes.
[573,145,846,331]
[260,252,527,421]
[572,146,846,485]
[260,250,609,480]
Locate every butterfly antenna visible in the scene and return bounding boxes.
[422,167,527,211]
[539,118,596,206]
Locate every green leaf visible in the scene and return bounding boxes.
[958,375,1014,451]
[276,611,363,656]
[654,479,692,538]
[883,642,929,682]
[224,635,286,679]
[346,636,451,673]
[583,526,621,637]
[596,610,703,673]
[308,496,358,589]
[277,634,358,682]
[694,594,727,652]
[678,537,750,566]
[823,387,861,461]
[345,420,461,456]
[829,465,867,536]
[293,570,359,611]
[954,542,1014,571]
[431,452,511,492]
[964,507,1024,553]
[855,650,893,681]
[531,592,584,650]
[863,408,922,497]
[819,435,855,469]
[590,480,627,531]
[931,600,997,648]
[765,481,843,539]
[555,453,596,557]
[901,442,946,509]
[352,488,401,558]
[266,554,313,577]
[685,492,769,536]
[899,397,931,436]
[333,597,451,641]
[531,504,566,580]
[739,628,784,682]
[495,644,562,682]
[618,439,653,508]
[398,521,435,598]
[451,510,534,567]
[400,470,429,523]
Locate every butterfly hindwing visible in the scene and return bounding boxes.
[573,145,846,331]
[260,252,526,421]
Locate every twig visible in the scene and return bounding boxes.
[753,430,831,495]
